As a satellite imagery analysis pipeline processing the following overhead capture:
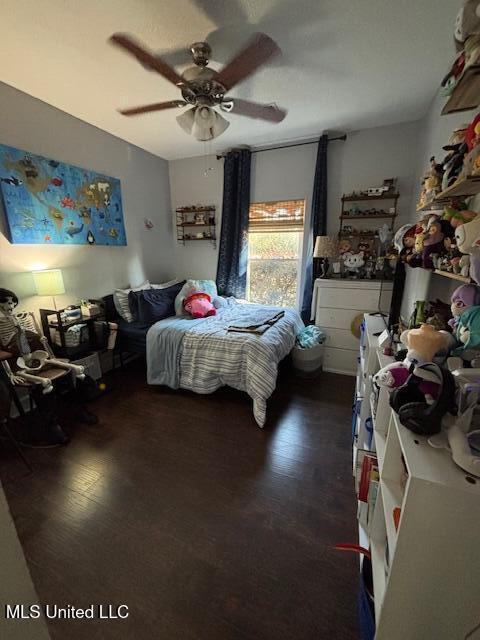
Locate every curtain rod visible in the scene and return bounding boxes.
[216,134,347,159]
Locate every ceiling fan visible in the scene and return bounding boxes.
[109,32,287,141]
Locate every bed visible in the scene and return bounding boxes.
[103,294,303,427]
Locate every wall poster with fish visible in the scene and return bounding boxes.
[0,143,127,245]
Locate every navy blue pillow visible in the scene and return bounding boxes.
[128,281,185,324]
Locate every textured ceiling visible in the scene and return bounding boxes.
[1,0,460,159]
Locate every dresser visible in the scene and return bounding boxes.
[313,279,392,376]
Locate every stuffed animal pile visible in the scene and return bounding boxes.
[374,316,480,476]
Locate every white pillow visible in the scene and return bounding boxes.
[113,281,150,323]
[150,278,183,289]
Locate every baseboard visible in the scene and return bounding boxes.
[323,366,356,377]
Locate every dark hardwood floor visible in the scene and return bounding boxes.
[1,360,358,640]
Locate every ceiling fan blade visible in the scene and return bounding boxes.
[216,32,281,91]
[118,100,187,116]
[110,33,184,86]
[222,98,286,123]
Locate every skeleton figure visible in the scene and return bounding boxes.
[0,288,96,446]
[0,288,85,393]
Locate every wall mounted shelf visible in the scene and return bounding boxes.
[442,65,480,115]
[341,193,399,203]
[433,269,471,284]
[176,205,216,248]
[416,176,480,211]
[339,214,397,220]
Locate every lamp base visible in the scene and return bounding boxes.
[314,257,330,279]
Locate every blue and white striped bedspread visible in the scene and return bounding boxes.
[146,299,304,427]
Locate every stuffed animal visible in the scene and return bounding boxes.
[402,323,453,364]
[394,224,417,263]
[449,283,480,330]
[183,292,216,319]
[455,216,480,282]
[422,217,447,269]
[454,0,480,50]
[452,305,480,359]
[342,251,365,277]
[408,228,425,268]
[442,204,476,228]
[441,51,466,95]
[444,141,470,188]
[373,325,454,409]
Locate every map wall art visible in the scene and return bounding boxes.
[0,143,127,245]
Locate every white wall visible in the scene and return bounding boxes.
[168,120,421,286]
[400,90,477,320]
[0,82,174,314]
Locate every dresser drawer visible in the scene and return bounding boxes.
[323,327,360,350]
[323,347,358,376]
[316,307,373,330]
[317,286,380,311]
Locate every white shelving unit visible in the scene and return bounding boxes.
[355,313,480,640]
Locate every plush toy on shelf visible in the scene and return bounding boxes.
[452,305,480,360]
[374,324,457,436]
[442,203,476,227]
[422,217,449,269]
[183,292,216,319]
[449,283,480,330]
[456,113,480,181]
[394,223,417,262]
[455,216,480,282]
[454,1,480,51]
[440,50,466,96]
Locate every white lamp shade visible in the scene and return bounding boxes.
[176,107,195,135]
[313,236,338,258]
[32,269,65,296]
[177,106,230,141]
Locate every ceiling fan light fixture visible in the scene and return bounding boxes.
[176,107,196,134]
[186,106,229,141]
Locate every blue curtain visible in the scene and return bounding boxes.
[301,134,329,323]
[216,149,251,298]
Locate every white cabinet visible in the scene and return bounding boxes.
[314,279,392,376]
[355,315,480,640]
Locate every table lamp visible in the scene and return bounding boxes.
[32,269,65,310]
[313,236,338,279]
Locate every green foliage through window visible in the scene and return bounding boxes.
[247,231,301,308]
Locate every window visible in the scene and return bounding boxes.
[247,199,305,308]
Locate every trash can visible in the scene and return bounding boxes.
[292,326,326,377]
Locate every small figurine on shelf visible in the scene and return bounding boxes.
[194,212,206,224]
[364,258,374,279]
